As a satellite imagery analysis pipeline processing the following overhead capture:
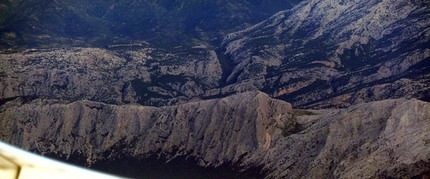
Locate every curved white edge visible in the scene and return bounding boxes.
[0,141,125,179]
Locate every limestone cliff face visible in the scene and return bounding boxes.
[263,98,430,178]
[0,92,293,169]
[1,92,430,178]
[1,0,430,177]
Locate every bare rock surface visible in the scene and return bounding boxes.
[1,0,430,178]
[1,0,428,109]
[0,47,222,106]
[0,92,294,170]
[221,0,430,108]
[1,92,430,178]
[264,98,430,178]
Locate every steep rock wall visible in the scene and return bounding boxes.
[1,92,430,178]
[0,92,293,170]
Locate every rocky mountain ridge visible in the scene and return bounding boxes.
[1,92,430,178]
[1,0,430,178]
[1,0,428,109]
[221,0,430,108]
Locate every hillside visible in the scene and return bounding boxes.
[1,93,430,178]
[0,0,302,50]
[1,0,430,178]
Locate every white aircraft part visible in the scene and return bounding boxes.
[0,141,124,179]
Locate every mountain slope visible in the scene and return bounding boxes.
[220,0,430,108]
[0,47,222,106]
[1,1,430,178]
[1,92,430,178]
[0,0,302,50]
[0,92,294,178]
[0,0,429,108]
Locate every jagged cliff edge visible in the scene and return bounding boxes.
[1,92,430,178]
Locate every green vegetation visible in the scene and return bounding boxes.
[276,110,316,137]
[276,116,301,137]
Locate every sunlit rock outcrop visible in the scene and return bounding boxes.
[1,92,430,178]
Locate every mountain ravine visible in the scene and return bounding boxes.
[1,0,430,178]
[0,0,429,109]
[1,92,430,178]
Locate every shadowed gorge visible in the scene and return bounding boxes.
[1,0,430,178]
